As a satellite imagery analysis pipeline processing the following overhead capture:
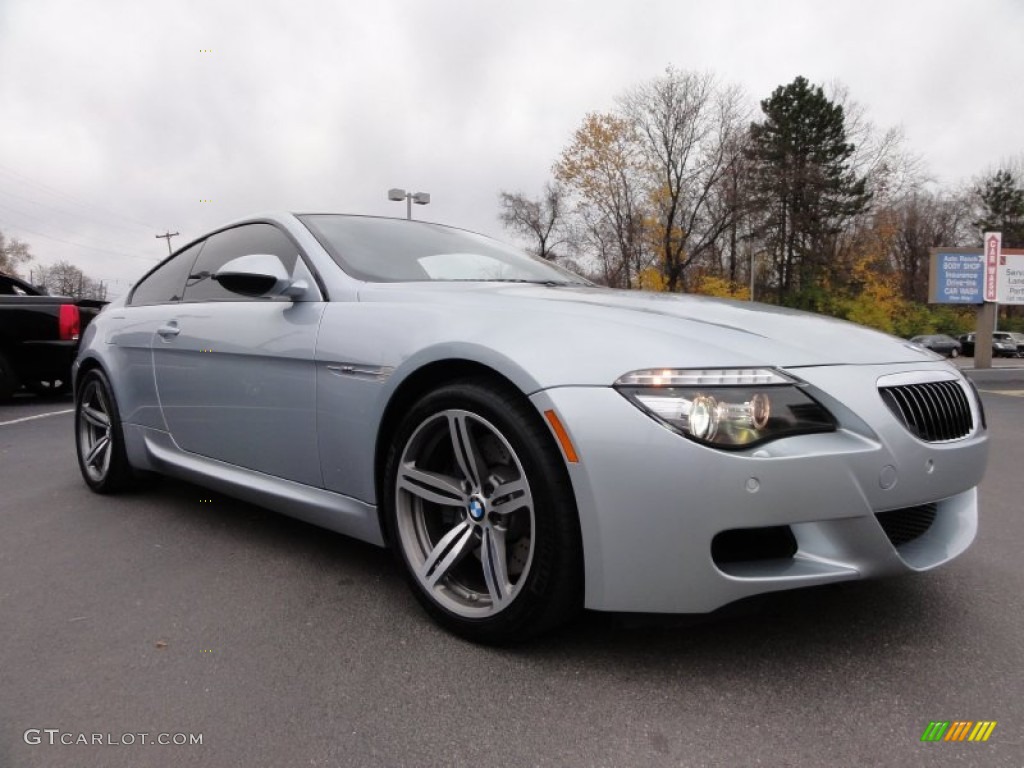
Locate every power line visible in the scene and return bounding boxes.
[0,163,158,232]
[0,219,159,262]
[0,199,155,257]
[0,185,154,239]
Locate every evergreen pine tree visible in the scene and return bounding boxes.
[747,76,871,307]
[973,169,1024,248]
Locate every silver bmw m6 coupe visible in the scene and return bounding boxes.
[73,212,989,643]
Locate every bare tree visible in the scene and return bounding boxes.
[829,82,926,208]
[554,112,653,288]
[620,68,749,292]
[703,121,757,285]
[888,189,972,302]
[34,261,107,301]
[569,206,628,286]
[498,182,569,261]
[0,229,34,277]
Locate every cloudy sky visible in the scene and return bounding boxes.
[0,0,1020,296]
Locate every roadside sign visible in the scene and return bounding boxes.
[930,250,985,303]
[997,252,1024,305]
[984,232,1001,301]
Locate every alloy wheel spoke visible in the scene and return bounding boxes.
[86,435,110,469]
[489,477,531,516]
[420,521,477,588]
[481,526,511,607]
[398,464,467,507]
[447,413,487,489]
[82,405,109,429]
[397,406,537,618]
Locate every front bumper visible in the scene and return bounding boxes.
[530,362,988,613]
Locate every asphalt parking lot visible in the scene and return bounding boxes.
[1,379,1022,768]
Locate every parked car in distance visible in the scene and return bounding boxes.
[1007,332,1024,357]
[0,272,106,400]
[909,334,961,358]
[73,212,989,643]
[958,332,1019,358]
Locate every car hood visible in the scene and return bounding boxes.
[353,283,939,385]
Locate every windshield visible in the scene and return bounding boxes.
[298,214,586,284]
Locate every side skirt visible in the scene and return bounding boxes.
[124,424,386,547]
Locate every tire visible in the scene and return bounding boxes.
[0,351,16,402]
[950,348,959,358]
[75,368,136,493]
[382,379,583,644]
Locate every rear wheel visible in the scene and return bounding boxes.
[383,380,582,644]
[75,369,135,493]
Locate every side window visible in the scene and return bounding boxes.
[182,223,300,303]
[129,243,203,306]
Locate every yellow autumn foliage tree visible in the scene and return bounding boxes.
[637,266,667,291]
[553,112,651,288]
[838,258,905,334]
[691,273,751,301]
[831,213,916,335]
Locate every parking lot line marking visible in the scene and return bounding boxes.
[979,389,1024,397]
[0,408,74,427]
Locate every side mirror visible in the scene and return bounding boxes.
[212,254,307,299]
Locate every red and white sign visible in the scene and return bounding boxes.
[984,232,1001,301]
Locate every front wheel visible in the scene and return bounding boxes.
[383,380,582,644]
[950,348,960,358]
[75,368,135,493]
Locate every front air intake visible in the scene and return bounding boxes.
[879,380,973,442]
[875,503,938,548]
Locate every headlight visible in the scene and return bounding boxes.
[966,378,987,430]
[615,368,836,449]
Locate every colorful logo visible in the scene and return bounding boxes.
[921,721,996,742]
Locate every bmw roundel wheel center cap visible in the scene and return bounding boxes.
[467,495,487,522]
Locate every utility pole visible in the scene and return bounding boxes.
[156,231,180,255]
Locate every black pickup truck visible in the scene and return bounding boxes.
[0,273,106,400]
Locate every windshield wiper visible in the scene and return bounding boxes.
[478,279,576,286]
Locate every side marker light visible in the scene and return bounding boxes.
[544,410,579,464]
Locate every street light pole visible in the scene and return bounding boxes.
[749,251,756,302]
[387,188,431,220]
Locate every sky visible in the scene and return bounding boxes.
[0,0,1021,297]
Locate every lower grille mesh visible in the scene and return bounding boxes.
[876,503,938,547]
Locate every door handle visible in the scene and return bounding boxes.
[157,323,181,338]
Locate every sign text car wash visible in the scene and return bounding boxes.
[929,232,1024,368]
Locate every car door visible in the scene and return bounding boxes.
[103,242,203,429]
[152,222,325,487]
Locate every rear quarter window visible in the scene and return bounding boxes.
[129,243,203,306]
